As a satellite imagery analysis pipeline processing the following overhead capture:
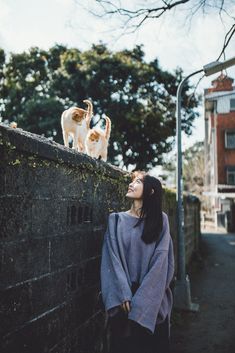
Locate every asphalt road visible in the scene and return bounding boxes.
[171,231,235,353]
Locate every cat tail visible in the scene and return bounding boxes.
[83,99,93,129]
[104,116,111,141]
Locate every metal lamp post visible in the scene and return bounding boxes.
[174,56,235,311]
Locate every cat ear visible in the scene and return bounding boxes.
[151,189,154,195]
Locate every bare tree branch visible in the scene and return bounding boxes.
[93,0,235,47]
[189,73,205,104]
[79,0,235,84]
[95,0,191,28]
[216,23,235,61]
[186,20,235,111]
[219,0,225,15]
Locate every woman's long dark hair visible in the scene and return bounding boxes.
[133,172,163,244]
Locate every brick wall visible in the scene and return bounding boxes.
[216,113,235,184]
[0,124,200,353]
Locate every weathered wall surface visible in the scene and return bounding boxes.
[163,190,201,270]
[184,195,201,265]
[0,124,200,353]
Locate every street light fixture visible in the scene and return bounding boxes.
[174,56,235,311]
[203,57,235,76]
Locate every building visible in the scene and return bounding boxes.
[204,73,235,231]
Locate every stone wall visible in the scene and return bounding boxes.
[0,124,200,353]
[163,189,201,271]
[184,195,201,265]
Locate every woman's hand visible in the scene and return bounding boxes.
[120,301,131,313]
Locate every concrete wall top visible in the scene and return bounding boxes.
[0,123,127,180]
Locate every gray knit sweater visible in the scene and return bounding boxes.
[100,211,175,334]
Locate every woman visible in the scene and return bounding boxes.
[101,171,175,353]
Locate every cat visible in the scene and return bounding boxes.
[85,116,111,162]
[61,99,93,152]
[9,122,17,128]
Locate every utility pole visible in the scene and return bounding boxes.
[173,57,235,311]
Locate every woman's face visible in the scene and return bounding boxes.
[126,175,144,200]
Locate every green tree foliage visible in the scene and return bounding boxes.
[0,44,199,169]
[162,141,204,196]
[183,141,204,195]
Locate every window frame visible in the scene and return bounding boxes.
[225,130,235,149]
[230,98,235,112]
[226,166,235,185]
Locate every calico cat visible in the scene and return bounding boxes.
[85,116,111,162]
[61,99,93,152]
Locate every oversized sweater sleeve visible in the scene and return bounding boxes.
[100,213,132,312]
[128,214,174,334]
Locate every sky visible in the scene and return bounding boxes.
[0,0,235,152]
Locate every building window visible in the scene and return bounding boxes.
[230,98,235,111]
[227,166,235,185]
[225,131,235,149]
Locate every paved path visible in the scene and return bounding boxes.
[171,232,235,353]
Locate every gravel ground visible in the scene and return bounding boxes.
[171,231,235,353]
